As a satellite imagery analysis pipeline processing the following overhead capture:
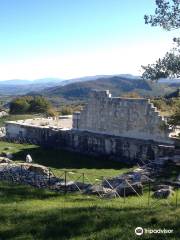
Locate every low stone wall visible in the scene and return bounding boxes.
[5,122,174,163]
[56,130,174,162]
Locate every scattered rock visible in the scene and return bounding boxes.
[6,153,13,159]
[103,190,118,198]
[1,152,13,159]
[0,157,13,164]
[0,127,6,137]
[23,163,51,176]
[177,174,180,182]
[26,154,32,163]
[153,189,174,199]
[84,185,112,195]
[152,184,173,191]
[116,182,143,196]
[51,181,91,192]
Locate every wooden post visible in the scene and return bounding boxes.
[48,168,51,189]
[82,173,85,185]
[175,188,178,208]
[148,180,151,206]
[64,171,67,194]
[20,165,23,183]
[123,186,126,203]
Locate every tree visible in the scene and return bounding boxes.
[45,108,58,117]
[121,92,141,98]
[29,96,51,113]
[60,106,73,115]
[9,96,57,116]
[142,1,180,127]
[10,98,30,114]
[142,0,180,80]
[144,0,180,31]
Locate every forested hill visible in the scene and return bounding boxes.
[35,76,174,100]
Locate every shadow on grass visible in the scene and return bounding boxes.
[0,182,179,240]
[0,182,59,203]
[13,145,132,170]
[0,203,179,240]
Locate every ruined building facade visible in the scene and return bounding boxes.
[73,90,171,143]
[5,91,174,163]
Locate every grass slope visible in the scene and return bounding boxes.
[0,182,179,240]
[0,141,131,182]
[0,142,179,240]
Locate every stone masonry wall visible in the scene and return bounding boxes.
[5,122,174,163]
[73,90,172,144]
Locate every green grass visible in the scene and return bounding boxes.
[0,141,179,239]
[0,182,179,240]
[0,141,132,182]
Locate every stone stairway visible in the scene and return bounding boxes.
[148,101,166,122]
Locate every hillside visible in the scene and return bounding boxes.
[37,76,175,101]
[0,78,64,96]
[0,75,138,95]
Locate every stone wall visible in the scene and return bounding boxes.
[5,122,58,145]
[5,122,174,163]
[73,90,172,144]
[5,90,175,163]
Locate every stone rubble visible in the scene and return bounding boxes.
[0,157,13,164]
[153,188,174,199]
[0,127,6,138]
[0,153,179,199]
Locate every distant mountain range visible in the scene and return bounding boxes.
[0,75,179,100]
[0,78,63,85]
[0,74,140,95]
[31,76,177,101]
[0,78,63,95]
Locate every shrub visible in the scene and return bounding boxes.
[60,106,73,115]
[10,98,30,114]
[9,96,55,115]
[29,96,51,113]
[121,92,141,98]
[45,108,58,117]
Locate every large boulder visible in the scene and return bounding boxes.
[116,182,143,196]
[102,169,149,190]
[21,163,51,176]
[153,189,174,199]
[152,184,173,192]
[51,181,91,192]
[84,185,112,195]
[103,190,119,198]
[102,177,123,188]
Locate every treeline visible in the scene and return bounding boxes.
[10,96,57,116]
[152,98,180,115]
[152,97,180,126]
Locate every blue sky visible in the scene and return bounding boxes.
[0,0,178,80]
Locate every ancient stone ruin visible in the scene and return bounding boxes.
[73,90,171,143]
[5,90,176,162]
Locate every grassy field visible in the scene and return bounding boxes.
[0,141,131,181]
[0,182,179,240]
[0,141,179,240]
